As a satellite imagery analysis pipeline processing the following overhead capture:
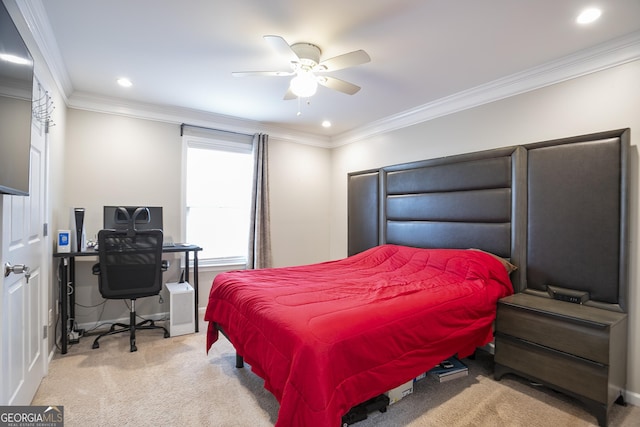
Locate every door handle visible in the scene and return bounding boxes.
[4,262,31,282]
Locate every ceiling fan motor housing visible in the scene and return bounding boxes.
[291,43,321,68]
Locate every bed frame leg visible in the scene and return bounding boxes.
[236,353,244,368]
[217,325,244,368]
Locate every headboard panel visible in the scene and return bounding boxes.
[384,154,515,259]
[347,171,380,255]
[348,129,629,313]
[523,135,628,310]
[385,156,512,193]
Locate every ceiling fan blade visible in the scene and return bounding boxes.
[232,71,294,77]
[318,76,361,95]
[263,35,299,64]
[317,49,370,72]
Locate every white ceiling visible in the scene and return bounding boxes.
[24,0,640,140]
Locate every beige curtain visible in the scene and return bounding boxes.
[247,133,272,269]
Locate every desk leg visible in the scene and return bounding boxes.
[182,250,199,333]
[193,251,199,333]
[184,251,190,283]
[58,258,68,354]
[69,257,76,326]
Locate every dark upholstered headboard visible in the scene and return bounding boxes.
[348,129,629,313]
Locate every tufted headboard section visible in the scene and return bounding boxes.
[348,147,523,273]
[348,129,629,313]
[383,149,517,259]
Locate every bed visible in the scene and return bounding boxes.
[206,245,514,426]
[205,128,629,427]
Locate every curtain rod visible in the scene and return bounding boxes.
[180,123,253,138]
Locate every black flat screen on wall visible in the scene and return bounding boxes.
[0,2,34,196]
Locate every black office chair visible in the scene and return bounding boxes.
[91,227,170,352]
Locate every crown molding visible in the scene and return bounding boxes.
[68,92,333,148]
[331,30,640,148]
[15,0,73,102]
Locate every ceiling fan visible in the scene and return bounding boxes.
[232,35,371,99]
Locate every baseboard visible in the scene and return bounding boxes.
[624,389,640,407]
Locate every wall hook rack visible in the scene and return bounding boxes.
[32,83,55,132]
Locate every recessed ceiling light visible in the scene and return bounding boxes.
[117,77,133,87]
[576,7,602,24]
[322,120,332,128]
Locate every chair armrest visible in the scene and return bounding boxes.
[161,260,169,271]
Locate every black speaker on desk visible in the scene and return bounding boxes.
[71,208,86,252]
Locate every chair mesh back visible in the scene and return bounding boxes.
[97,229,164,299]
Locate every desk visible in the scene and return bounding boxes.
[53,244,202,354]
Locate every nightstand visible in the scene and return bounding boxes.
[494,293,627,427]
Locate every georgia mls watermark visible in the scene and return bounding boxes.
[0,406,63,427]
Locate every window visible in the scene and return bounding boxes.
[183,128,254,266]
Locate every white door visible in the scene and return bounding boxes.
[0,81,48,405]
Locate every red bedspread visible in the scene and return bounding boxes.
[205,244,513,427]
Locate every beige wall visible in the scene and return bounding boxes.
[63,110,182,241]
[269,138,332,267]
[58,111,183,326]
[330,59,640,403]
[60,109,333,325]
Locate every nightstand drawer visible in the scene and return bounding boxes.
[496,303,609,364]
[495,335,608,403]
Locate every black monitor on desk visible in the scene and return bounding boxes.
[103,206,163,232]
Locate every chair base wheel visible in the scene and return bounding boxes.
[90,320,169,352]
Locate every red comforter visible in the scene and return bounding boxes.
[205,244,513,427]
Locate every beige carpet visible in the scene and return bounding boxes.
[33,318,639,427]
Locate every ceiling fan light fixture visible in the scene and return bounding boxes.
[290,71,318,98]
